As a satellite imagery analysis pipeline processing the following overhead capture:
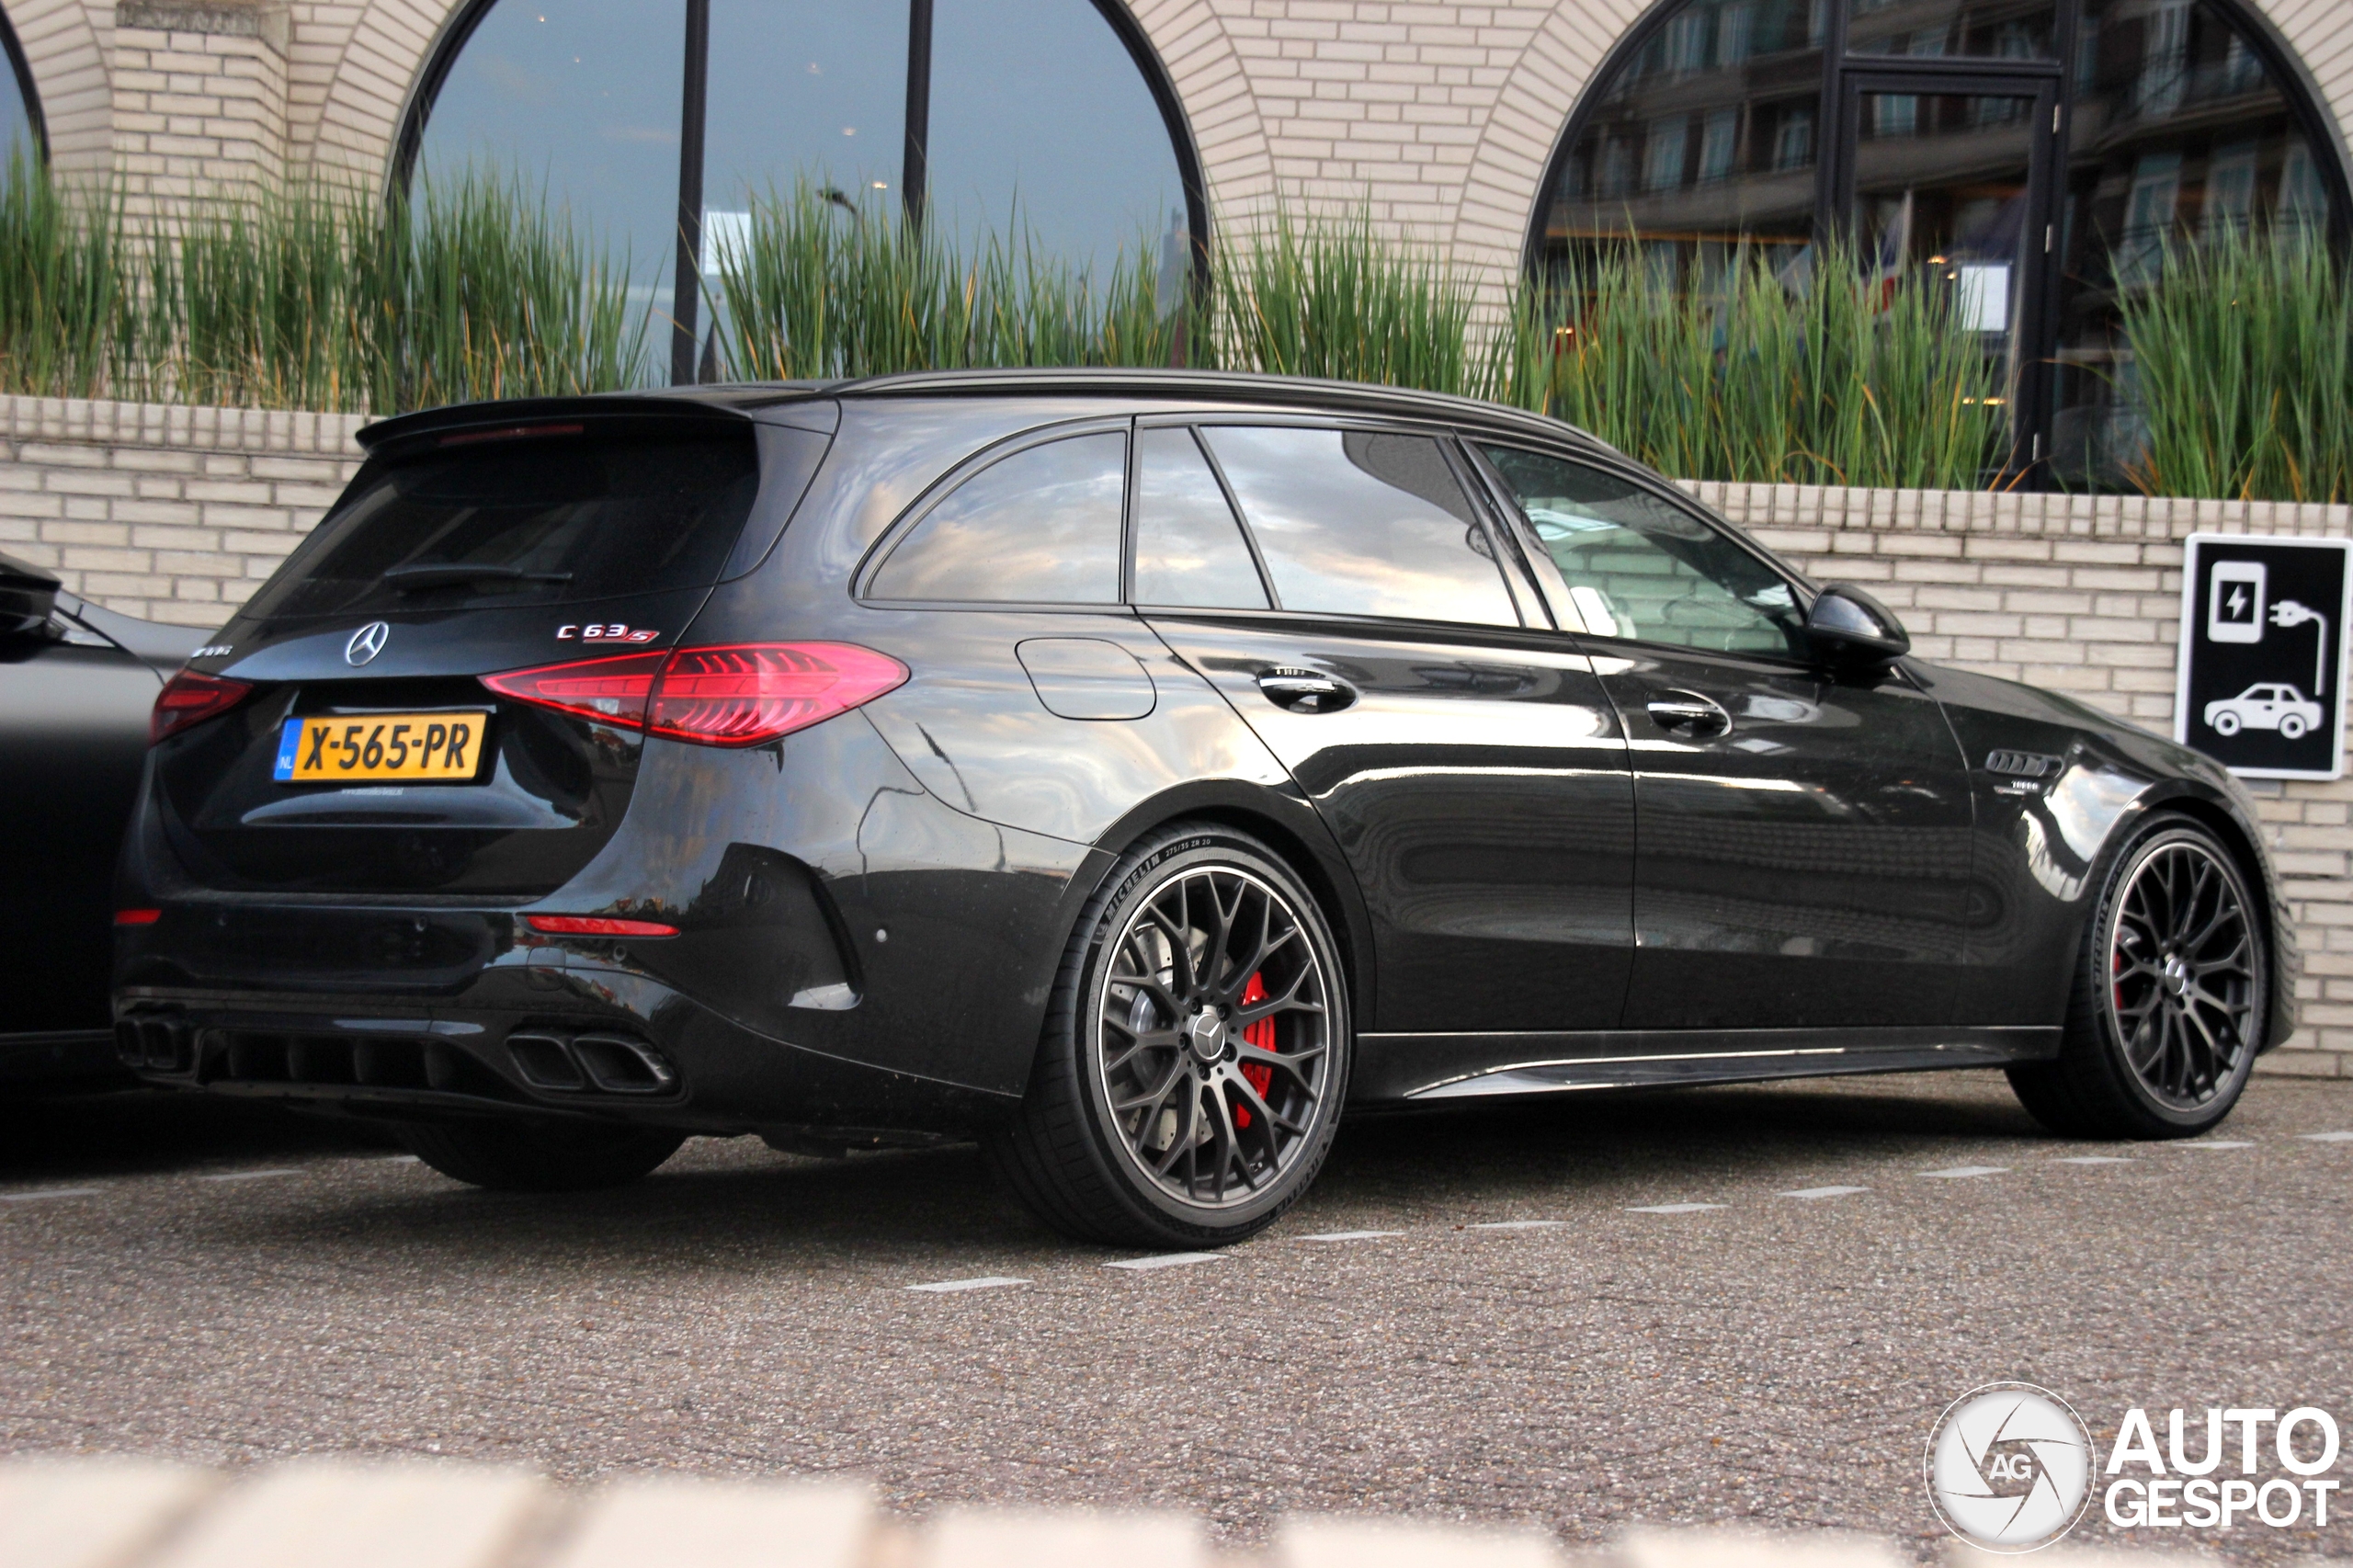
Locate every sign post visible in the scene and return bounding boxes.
[2176,533,2352,780]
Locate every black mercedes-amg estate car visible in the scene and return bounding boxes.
[113,370,2295,1245]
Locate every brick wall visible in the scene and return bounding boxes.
[1,393,2347,1076]
[0,394,363,626]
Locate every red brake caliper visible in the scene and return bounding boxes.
[1233,971,1278,1128]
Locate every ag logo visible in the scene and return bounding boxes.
[345,620,391,666]
[1926,1382,2093,1551]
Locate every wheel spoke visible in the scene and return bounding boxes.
[1096,859,1334,1210]
[2105,838,2261,1111]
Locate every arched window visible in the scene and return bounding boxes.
[1529,0,2349,487]
[403,0,1203,384]
[0,3,44,168]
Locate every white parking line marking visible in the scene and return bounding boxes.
[1626,1203,1722,1214]
[2298,1131,2353,1142]
[1779,1185,1869,1199]
[197,1169,301,1182]
[1103,1253,1226,1271]
[0,1187,101,1203]
[1472,1219,1568,1230]
[2174,1140,2254,1149]
[905,1276,1029,1294]
[1921,1165,2008,1178]
[1302,1230,1404,1242]
[2053,1156,2135,1165]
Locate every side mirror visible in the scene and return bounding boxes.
[0,552,60,640]
[1806,582,1909,667]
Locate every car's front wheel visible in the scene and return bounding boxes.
[2212,710,2242,736]
[985,823,1350,1247]
[399,1119,686,1191]
[2008,814,2268,1139]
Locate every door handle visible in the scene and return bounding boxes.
[1646,690,1732,734]
[1257,668,1356,713]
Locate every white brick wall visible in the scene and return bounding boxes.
[2,393,2347,1076]
[0,394,363,624]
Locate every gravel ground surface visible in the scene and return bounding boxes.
[4,1071,2348,1562]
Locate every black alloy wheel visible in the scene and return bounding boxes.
[984,823,1350,1246]
[2009,816,2266,1139]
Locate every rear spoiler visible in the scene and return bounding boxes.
[356,391,824,458]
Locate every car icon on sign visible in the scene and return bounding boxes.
[2204,682,2325,740]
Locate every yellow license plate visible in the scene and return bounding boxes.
[274,713,491,782]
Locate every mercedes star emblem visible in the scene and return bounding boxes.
[345,620,392,666]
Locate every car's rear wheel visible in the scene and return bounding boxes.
[2280,714,2308,740]
[984,823,1350,1247]
[2008,814,2266,1139]
[399,1119,686,1191]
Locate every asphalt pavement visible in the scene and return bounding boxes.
[5,1071,2349,1562]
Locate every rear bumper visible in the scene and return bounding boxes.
[0,1029,132,1090]
[114,960,1017,1137]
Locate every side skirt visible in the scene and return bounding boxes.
[1352,1025,2063,1104]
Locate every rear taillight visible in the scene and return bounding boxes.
[523,915,680,937]
[649,643,908,746]
[151,670,254,744]
[481,642,906,748]
[478,650,666,727]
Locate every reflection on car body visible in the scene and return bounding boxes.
[112,372,2295,1244]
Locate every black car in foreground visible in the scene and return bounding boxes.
[113,371,2295,1244]
[1,553,204,1089]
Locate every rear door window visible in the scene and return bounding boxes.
[869,431,1126,604]
[243,426,763,619]
[1200,426,1517,627]
[1131,426,1268,609]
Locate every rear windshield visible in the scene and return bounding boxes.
[244,427,762,619]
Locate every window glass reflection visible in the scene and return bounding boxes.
[1854,89,2040,415]
[1131,427,1268,609]
[870,433,1126,604]
[0,41,31,166]
[415,0,685,306]
[1205,427,1516,627]
[1538,0,1827,280]
[1845,0,2058,58]
[926,0,1185,282]
[703,1,904,215]
[1482,446,1805,654]
[2052,0,2340,485]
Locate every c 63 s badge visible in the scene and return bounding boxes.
[558,623,660,643]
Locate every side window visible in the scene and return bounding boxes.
[1131,426,1269,609]
[1201,426,1517,627]
[869,431,1125,603]
[1478,445,1805,658]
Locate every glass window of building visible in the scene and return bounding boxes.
[412,0,688,314]
[928,0,1187,283]
[1530,0,2347,488]
[407,0,1199,384]
[2052,0,2343,485]
[1,6,40,170]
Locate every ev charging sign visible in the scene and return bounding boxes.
[2176,534,2352,779]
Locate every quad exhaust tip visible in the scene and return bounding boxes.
[506,1030,678,1096]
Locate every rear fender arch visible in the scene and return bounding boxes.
[1052,780,1376,1040]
